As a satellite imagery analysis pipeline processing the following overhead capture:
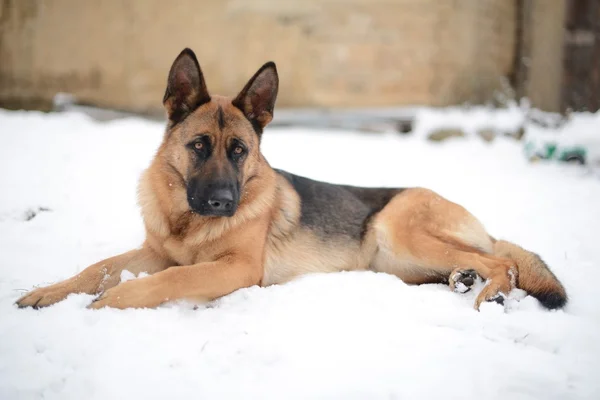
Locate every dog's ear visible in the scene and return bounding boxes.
[232,62,279,134]
[163,48,210,124]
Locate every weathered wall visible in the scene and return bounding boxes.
[0,0,517,113]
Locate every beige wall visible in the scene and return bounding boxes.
[1,0,519,113]
[526,0,566,113]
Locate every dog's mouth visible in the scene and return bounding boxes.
[191,206,237,218]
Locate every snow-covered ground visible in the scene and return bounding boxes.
[1,108,599,399]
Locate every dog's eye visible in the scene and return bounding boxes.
[194,142,204,151]
[233,146,244,155]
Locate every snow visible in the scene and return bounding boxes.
[120,270,149,283]
[1,108,600,399]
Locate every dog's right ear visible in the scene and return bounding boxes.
[163,48,211,124]
[232,61,279,136]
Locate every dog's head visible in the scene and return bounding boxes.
[160,48,278,217]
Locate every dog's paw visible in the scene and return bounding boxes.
[15,283,74,309]
[449,269,480,293]
[87,278,162,310]
[486,293,506,305]
[474,280,509,310]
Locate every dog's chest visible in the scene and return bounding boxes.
[162,237,197,266]
[165,240,240,267]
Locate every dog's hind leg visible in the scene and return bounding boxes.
[371,236,516,309]
[367,188,516,309]
[16,244,172,309]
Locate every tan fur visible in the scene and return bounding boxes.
[16,53,566,311]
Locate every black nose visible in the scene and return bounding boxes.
[206,189,234,212]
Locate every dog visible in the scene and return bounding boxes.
[16,48,567,311]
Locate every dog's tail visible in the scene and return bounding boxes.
[492,238,567,309]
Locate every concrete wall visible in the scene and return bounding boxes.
[1,0,519,113]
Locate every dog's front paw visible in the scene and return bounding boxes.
[16,283,75,309]
[87,278,163,310]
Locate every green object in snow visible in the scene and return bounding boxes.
[524,141,587,164]
[557,147,586,164]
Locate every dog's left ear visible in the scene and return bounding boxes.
[232,62,279,133]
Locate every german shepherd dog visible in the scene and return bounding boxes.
[17,48,567,311]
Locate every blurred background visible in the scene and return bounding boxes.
[0,0,599,150]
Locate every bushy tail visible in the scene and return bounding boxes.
[493,239,567,309]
